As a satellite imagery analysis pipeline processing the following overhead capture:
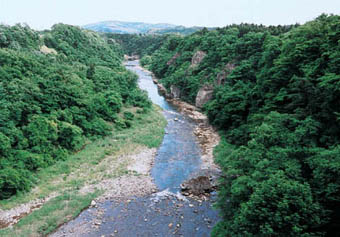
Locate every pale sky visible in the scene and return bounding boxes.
[0,0,339,30]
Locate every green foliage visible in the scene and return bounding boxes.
[0,168,32,199]
[57,122,84,151]
[140,55,152,68]
[0,24,151,200]
[148,14,340,236]
[44,24,122,67]
[123,111,134,120]
[106,33,169,57]
[0,24,41,50]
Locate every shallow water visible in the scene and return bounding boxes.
[125,60,202,192]
[51,61,219,237]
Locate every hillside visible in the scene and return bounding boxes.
[105,33,169,57]
[84,20,202,35]
[144,14,340,236]
[0,23,152,200]
[1,13,339,237]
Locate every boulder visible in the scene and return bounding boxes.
[191,51,206,66]
[195,84,214,108]
[181,176,213,196]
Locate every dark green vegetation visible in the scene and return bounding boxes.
[106,33,169,57]
[147,15,340,236]
[0,24,151,200]
[0,105,166,236]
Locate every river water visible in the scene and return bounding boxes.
[52,61,219,237]
[127,60,202,192]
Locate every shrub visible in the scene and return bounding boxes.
[0,167,32,199]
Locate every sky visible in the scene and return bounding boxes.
[0,0,339,30]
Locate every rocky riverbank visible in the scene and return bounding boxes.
[151,74,220,171]
[0,147,158,230]
[149,69,221,199]
[49,60,220,237]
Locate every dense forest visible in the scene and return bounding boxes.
[106,33,169,58]
[143,14,340,236]
[0,24,151,199]
[1,13,339,236]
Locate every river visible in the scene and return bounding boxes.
[52,60,219,237]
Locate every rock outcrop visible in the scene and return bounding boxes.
[40,45,57,55]
[191,51,206,66]
[216,63,235,85]
[170,85,181,98]
[167,53,180,66]
[195,84,214,108]
[157,83,168,98]
[153,78,171,99]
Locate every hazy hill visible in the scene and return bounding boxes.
[84,20,202,35]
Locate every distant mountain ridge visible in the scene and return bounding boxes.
[84,20,202,35]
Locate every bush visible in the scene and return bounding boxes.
[140,55,152,68]
[123,111,134,120]
[0,132,11,157]
[0,167,32,199]
[57,121,84,151]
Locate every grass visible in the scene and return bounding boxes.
[0,105,166,237]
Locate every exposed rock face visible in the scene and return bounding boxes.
[170,85,181,98]
[167,53,180,66]
[216,63,235,85]
[40,45,57,55]
[157,83,168,97]
[191,51,206,66]
[195,84,214,108]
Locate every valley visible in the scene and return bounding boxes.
[51,60,220,237]
[1,13,340,237]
